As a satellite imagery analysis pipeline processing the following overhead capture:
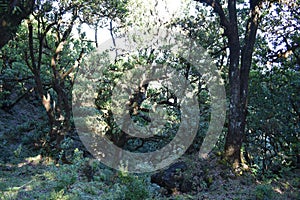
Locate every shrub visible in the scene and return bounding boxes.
[254,184,275,200]
[54,165,78,191]
[118,172,150,200]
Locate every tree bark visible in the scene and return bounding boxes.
[196,0,262,168]
[225,0,243,168]
[26,8,81,150]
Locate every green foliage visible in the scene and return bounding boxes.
[54,164,78,191]
[246,67,300,174]
[246,6,300,170]
[1,0,129,156]
[0,2,8,13]
[13,144,23,158]
[42,189,79,200]
[1,1,300,199]
[118,172,150,200]
[254,184,275,200]
[52,150,85,191]
[81,43,213,153]
[96,183,126,200]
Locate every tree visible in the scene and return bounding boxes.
[0,0,35,48]
[26,0,127,152]
[1,0,128,157]
[246,67,300,174]
[192,0,266,168]
[244,0,300,173]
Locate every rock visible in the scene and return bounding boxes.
[151,161,190,194]
[180,179,193,193]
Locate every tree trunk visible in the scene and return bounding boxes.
[224,0,243,168]
[225,0,262,168]
[196,0,263,168]
[27,15,77,151]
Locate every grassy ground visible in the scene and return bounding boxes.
[0,151,299,200]
[0,107,299,199]
[1,88,299,199]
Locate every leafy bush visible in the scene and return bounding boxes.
[254,184,275,200]
[118,172,150,200]
[54,164,78,191]
[42,189,79,200]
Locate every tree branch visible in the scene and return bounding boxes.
[51,9,78,81]
[27,20,36,71]
[195,0,229,31]
[61,48,85,80]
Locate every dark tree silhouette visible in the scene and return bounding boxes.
[0,0,35,48]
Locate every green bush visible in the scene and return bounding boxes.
[54,165,78,191]
[42,189,79,200]
[118,172,150,200]
[254,184,275,200]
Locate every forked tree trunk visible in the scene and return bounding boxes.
[196,0,263,168]
[27,11,80,152]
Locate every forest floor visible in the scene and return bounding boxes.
[0,147,299,200]
[0,101,299,200]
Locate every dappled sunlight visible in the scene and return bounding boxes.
[0,0,299,199]
[274,187,284,194]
